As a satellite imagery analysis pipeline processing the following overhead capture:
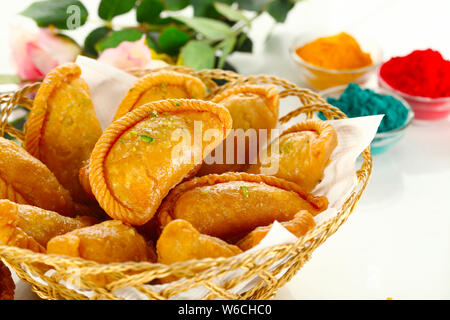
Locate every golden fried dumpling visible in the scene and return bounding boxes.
[0,261,15,300]
[157,219,241,266]
[89,99,232,226]
[236,210,315,251]
[0,200,97,253]
[157,173,327,241]
[0,137,78,216]
[156,219,242,264]
[248,119,337,192]
[157,219,241,283]
[198,85,279,175]
[47,220,154,263]
[24,63,102,204]
[113,71,207,120]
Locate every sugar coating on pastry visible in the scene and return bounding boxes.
[157,219,241,265]
[0,199,97,253]
[0,137,76,216]
[89,99,232,226]
[248,119,338,192]
[198,85,279,175]
[114,71,207,120]
[47,220,154,263]
[236,210,316,251]
[24,63,102,204]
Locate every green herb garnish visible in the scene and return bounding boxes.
[140,134,154,143]
[240,186,250,198]
[129,131,138,135]
[280,142,292,154]
[119,139,126,144]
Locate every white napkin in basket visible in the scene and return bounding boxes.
[37,57,381,299]
[76,56,137,130]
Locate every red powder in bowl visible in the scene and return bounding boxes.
[379,49,450,98]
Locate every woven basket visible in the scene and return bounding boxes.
[0,66,372,300]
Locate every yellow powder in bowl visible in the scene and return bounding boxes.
[296,32,373,70]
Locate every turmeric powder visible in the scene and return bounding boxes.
[296,32,373,70]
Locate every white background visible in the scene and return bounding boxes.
[1,0,450,299]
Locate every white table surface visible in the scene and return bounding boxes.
[1,0,450,300]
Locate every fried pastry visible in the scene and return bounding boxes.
[0,137,77,216]
[248,119,338,192]
[0,261,15,300]
[47,220,154,263]
[157,173,327,240]
[79,160,202,207]
[24,63,102,204]
[157,219,241,265]
[236,210,316,251]
[89,99,232,226]
[198,85,279,175]
[113,71,207,120]
[0,200,97,253]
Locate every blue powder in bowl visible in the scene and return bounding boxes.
[324,83,409,133]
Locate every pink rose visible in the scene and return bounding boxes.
[97,36,168,71]
[9,25,81,81]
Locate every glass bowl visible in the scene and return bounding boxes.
[289,31,383,91]
[378,70,450,121]
[320,85,414,155]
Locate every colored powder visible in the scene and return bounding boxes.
[325,83,409,133]
[380,49,450,98]
[296,32,373,70]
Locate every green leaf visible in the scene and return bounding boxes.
[217,37,235,69]
[266,0,294,22]
[146,34,159,52]
[84,26,111,57]
[192,0,233,18]
[158,26,189,55]
[136,0,164,23]
[96,29,144,52]
[214,2,249,22]
[180,41,215,70]
[98,0,137,21]
[191,0,215,18]
[174,16,232,41]
[20,0,88,30]
[235,33,253,53]
[237,0,268,11]
[164,0,189,10]
[151,17,183,26]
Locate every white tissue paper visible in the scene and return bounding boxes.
[38,57,381,299]
[76,56,138,130]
